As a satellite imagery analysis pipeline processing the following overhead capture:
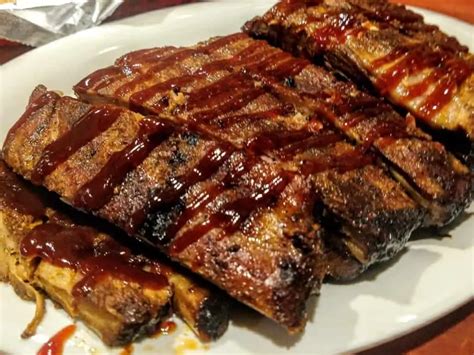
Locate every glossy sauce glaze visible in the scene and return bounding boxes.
[74,116,175,210]
[169,172,291,255]
[37,324,76,355]
[271,2,364,50]
[123,37,306,121]
[309,11,364,48]
[301,89,409,148]
[116,48,197,97]
[20,222,168,298]
[370,44,471,119]
[164,154,263,253]
[31,106,122,184]
[74,66,123,93]
[5,90,60,143]
[0,161,47,219]
[266,1,471,121]
[185,72,265,117]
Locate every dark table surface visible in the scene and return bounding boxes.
[0,1,472,354]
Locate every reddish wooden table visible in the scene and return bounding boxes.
[0,1,473,354]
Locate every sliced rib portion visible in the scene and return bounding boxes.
[0,159,230,344]
[72,33,467,228]
[238,45,471,227]
[2,88,324,332]
[243,0,474,142]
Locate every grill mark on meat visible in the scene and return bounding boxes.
[246,130,343,158]
[198,41,264,73]
[185,72,259,110]
[130,74,205,110]
[183,73,267,123]
[114,48,197,96]
[127,143,235,234]
[284,87,409,146]
[165,155,261,249]
[73,116,175,210]
[31,106,122,184]
[127,43,265,111]
[207,108,290,129]
[20,222,169,298]
[128,42,307,120]
[243,52,311,82]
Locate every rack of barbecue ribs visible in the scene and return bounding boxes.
[3,86,326,332]
[244,0,474,148]
[71,33,470,228]
[0,160,230,345]
[1,19,472,341]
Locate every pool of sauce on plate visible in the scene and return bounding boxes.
[37,324,76,355]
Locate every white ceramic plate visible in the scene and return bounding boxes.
[0,1,473,354]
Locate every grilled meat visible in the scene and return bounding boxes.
[243,0,474,142]
[8,72,422,286]
[72,34,425,273]
[140,33,474,227]
[2,87,324,332]
[73,33,471,228]
[76,33,471,241]
[236,41,471,227]
[0,160,230,344]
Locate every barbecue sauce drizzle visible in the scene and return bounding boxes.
[369,39,470,120]
[20,222,168,298]
[31,35,372,256]
[269,1,471,121]
[114,33,250,97]
[5,90,60,143]
[31,106,122,184]
[74,116,175,210]
[1,161,169,305]
[169,173,291,255]
[126,143,235,234]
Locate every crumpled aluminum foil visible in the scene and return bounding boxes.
[0,0,123,47]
